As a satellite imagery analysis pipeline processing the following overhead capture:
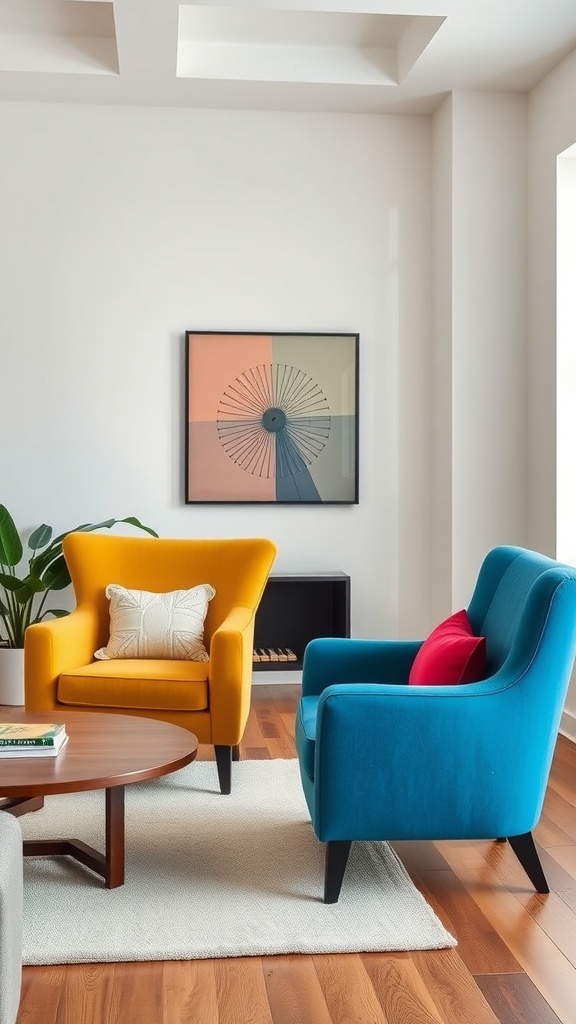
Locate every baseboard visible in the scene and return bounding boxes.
[252,671,302,684]
[560,707,576,745]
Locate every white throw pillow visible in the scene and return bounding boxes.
[94,583,216,661]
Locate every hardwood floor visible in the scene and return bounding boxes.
[11,684,576,1024]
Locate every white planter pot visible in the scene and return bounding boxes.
[0,648,25,705]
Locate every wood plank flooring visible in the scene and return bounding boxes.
[10,684,576,1024]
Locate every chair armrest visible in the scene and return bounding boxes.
[310,681,532,841]
[316,680,504,757]
[208,605,256,743]
[24,607,100,711]
[301,637,422,696]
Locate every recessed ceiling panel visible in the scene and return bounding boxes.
[177,6,443,87]
[0,0,118,75]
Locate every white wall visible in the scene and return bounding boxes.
[0,103,433,640]
[2,75,571,699]
[450,91,528,607]
[430,94,453,625]
[528,47,576,558]
[557,150,576,566]
[429,92,528,616]
[557,151,576,739]
[529,49,576,736]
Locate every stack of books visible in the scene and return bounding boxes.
[0,722,69,757]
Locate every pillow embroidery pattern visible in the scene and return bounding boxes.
[94,583,216,662]
[408,608,486,686]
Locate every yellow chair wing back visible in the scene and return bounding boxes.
[62,533,278,646]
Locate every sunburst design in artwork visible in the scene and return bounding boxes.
[217,363,331,479]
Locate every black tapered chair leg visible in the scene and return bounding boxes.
[324,840,352,904]
[507,832,549,893]
[214,745,232,794]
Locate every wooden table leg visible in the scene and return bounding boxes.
[0,795,45,817]
[105,785,125,888]
[21,786,126,889]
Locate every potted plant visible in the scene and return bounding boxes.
[0,503,158,703]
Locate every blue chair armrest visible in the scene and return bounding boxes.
[301,637,422,697]
[310,681,546,841]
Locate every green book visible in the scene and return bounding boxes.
[0,722,67,747]
[0,734,69,757]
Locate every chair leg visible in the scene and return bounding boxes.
[214,745,232,795]
[507,832,549,893]
[324,840,352,904]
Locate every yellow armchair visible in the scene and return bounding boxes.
[24,533,277,793]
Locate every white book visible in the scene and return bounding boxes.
[0,734,69,757]
[0,722,66,746]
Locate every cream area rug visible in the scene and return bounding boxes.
[19,759,456,965]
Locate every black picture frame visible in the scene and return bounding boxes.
[185,330,359,504]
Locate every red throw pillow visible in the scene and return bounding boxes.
[408,609,486,686]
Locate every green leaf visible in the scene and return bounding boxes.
[0,509,157,646]
[49,516,159,547]
[41,555,71,591]
[49,519,116,545]
[66,517,158,540]
[118,517,159,538]
[12,575,46,604]
[0,505,23,567]
[29,541,64,579]
[28,524,52,550]
[0,572,26,592]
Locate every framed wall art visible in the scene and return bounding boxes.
[185,331,359,504]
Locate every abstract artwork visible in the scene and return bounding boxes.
[185,331,359,504]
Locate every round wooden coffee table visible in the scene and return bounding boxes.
[0,710,198,888]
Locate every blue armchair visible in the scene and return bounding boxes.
[295,546,576,902]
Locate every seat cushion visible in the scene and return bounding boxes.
[295,695,320,781]
[58,659,209,712]
[408,609,486,686]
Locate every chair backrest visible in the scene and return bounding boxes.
[466,546,576,682]
[451,546,576,834]
[62,533,277,646]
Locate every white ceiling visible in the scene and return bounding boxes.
[1,0,576,114]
